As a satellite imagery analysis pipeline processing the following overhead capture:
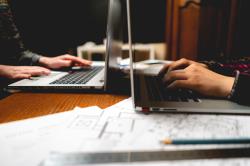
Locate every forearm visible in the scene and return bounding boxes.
[0,65,6,74]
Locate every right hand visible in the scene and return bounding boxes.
[159,58,234,98]
[162,64,234,98]
[0,65,50,79]
[159,58,208,77]
[39,55,92,69]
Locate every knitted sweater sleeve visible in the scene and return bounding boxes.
[0,2,41,66]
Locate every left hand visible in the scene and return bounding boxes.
[39,54,92,69]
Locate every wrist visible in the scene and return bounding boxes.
[221,76,235,98]
[0,65,5,74]
[0,65,10,77]
[38,56,51,68]
[227,70,240,100]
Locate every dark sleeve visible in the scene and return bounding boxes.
[200,60,236,76]
[201,57,250,77]
[18,50,41,66]
[201,58,250,105]
[230,73,250,105]
[0,3,41,66]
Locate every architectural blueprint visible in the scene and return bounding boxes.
[42,99,250,165]
[51,98,250,153]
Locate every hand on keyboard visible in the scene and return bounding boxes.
[161,61,234,98]
[39,55,92,69]
[159,58,208,78]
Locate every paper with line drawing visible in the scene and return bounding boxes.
[50,98,250,153]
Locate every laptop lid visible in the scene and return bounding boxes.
[126,0,136,109]
[105,0,128,92]
[126,0,250,114]
[8,0,125,91]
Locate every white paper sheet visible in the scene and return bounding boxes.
[0,106,103,166]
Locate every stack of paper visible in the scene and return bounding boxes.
[1,98,250,166]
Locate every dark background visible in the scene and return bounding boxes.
[10,0,166,56]
[231,0,250,57]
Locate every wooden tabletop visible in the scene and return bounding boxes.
[0,92,128,124]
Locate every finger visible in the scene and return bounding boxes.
[158,64,170,77]
[73,62,92,67]
[42,69,51,75]
[163,70,188,84]
[73,58,92,66]
[62,55,92,66]
[23,67,51,75]
[32,67,51,75]
[16,66,36,71]
[74,63,82,67]
[20,66,50,72]
[167,80,191,89]
[22,69,50,76]
[168,58,192,71]
[13,74,31,79]
[23,70,46,76]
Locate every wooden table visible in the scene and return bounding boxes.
[0,92,128,124]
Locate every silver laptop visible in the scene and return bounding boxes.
[126,0,250,114]
[8,0,124,92]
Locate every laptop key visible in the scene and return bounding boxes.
[145,76,199,102]
[50,67,103,85]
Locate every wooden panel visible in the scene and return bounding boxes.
[166,0,240,61]
[166,0,201,60]
[196,0,226,60]
[166,0,173,59]
[226,0,250,58]
[225,0,238,57]
[179,2,200,60]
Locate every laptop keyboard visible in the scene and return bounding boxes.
[50,67,103,85]
[145,76,200,102]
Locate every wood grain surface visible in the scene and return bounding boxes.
[0,92,128,124]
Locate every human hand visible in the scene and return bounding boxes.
[159,58,208,77]
[162,64,235,98]
[0,65,50,79]
[39,54,92,69]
